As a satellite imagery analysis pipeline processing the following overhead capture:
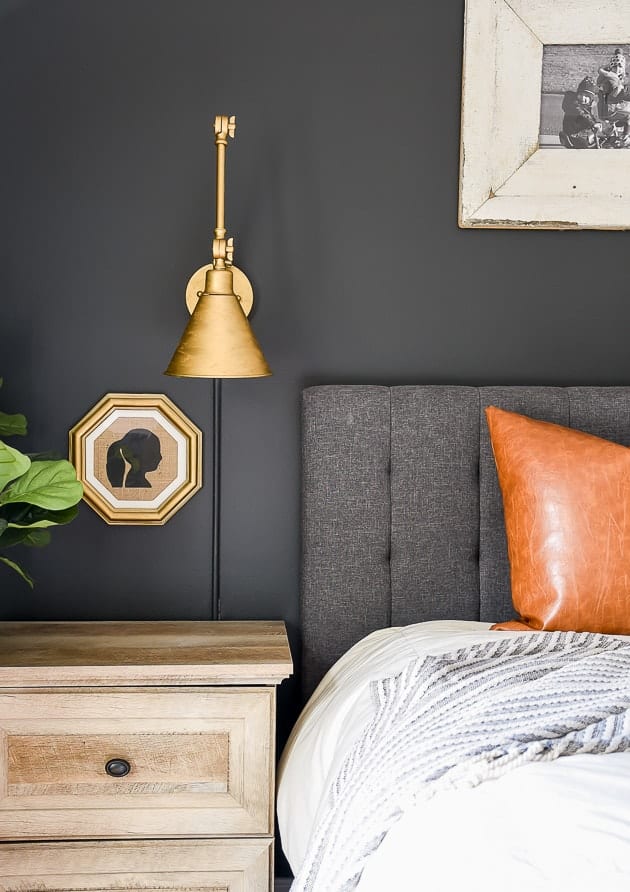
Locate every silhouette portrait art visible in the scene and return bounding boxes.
[106,428,163,489]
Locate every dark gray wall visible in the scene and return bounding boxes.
[1,0,628,798]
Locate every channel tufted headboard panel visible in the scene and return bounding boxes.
[301,384,630,697]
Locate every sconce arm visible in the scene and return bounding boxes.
[212,115,236,269]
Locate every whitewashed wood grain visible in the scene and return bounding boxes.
[492,0,542,194]
[459,0,498,221]
[505,0,630,44]
[0,687,274,839]
[0,622,289,892]
[459,0,630,229]
[0,621,293,687]
[0,839,271,890]
[470,195,629,228]
[498,150,630,197]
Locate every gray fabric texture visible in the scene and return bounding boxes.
[301,387,392,696]
[390,387,480,627]
[301,385,630,698]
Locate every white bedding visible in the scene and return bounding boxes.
[278,621,630,891]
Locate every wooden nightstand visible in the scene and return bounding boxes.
[0,620,293,891]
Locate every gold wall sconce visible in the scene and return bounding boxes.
[165,115,271,618]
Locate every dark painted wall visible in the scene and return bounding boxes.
[1,0,628,848]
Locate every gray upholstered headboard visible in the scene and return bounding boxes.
[301,385,630,697]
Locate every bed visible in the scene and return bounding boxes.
[278,384,630,891]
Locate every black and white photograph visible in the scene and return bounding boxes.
[540,44,630,149]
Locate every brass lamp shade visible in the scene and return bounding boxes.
[164,267,271,378]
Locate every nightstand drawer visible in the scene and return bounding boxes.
[0,688,274,840]
[0,839,272,891]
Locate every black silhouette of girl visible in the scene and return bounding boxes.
[106,429,162,488]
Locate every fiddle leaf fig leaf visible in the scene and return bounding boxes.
[0,555,33,588]
[0,526,51,547]
[5,504,80,529]
[0,441,31,492]
[21,528,51,547]
[0,412,27,438]
[0,383,82,587]
[0,460,83,510]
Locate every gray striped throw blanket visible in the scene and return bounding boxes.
[291,631,630,892]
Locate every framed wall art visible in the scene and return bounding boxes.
[69,394,202,525]
[459,0,630,229]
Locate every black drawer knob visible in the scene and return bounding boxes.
[105,758,131,777]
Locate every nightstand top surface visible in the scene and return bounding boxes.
[0,620,293,687]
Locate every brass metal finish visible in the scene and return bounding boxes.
[165,114,271,379]
[166,268,270,379]
[186,263,254,318]
[213,115,235,249]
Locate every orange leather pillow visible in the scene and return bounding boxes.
[486,405,630,634]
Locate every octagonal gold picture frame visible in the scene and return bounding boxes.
[69,393,202,525]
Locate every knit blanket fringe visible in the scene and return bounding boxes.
[291,631,630,892]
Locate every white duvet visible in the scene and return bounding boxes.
[278,621,630,891]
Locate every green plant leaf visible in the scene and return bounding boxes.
[4,504,80,529]
[0,502,32,525]
[0,555,33,588]
[0,526,51,548]
[0,383,80,588]
[22,528,51,547]
[0,460,82,510]
[0,441,31,492]
[0,412,27,437]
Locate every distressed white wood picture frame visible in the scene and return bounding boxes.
[459,0,630,229]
